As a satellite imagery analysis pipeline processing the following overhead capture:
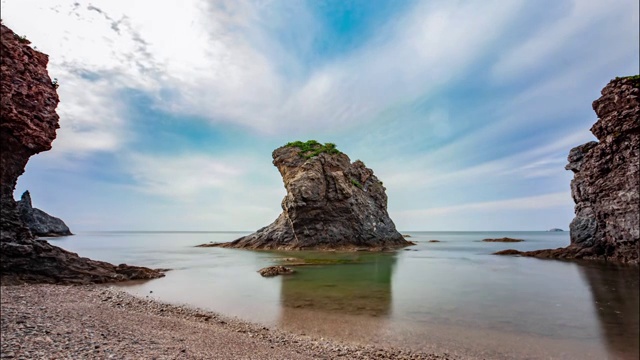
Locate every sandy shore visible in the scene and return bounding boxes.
[0,284,456,360]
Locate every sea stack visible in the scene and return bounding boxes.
[496,76,639,264]
[0,23,164,284]
[17,191,72,237]
[214,141,411,250]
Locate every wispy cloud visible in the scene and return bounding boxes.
[2,0,527,140]
[492,1,638,83]
[125,153,245,199]
[5,0,638,231]
[398,192,571,217]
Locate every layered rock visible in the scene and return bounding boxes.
[0,23,164,284]
[214,141,411,250]
[1,241,163,285]
[17,190,72,237]
[497,76,639,264]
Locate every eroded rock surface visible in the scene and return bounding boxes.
[0,24,164,284]
[17,191,72,237]
[258,266,294,277]
[216,142,412,250]
[497,76,639,264]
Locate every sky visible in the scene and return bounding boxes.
[2,0,638,231]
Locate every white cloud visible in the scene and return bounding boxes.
[397,192,571,217]
[51,71,129,155]
[382,126,594,193]
[2,0,528,141]
[125,153,245,199]
[492,0,639,82]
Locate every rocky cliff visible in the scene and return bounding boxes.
[212,141,411,250]
[497,76,639,264]
[0,23,164,284]
[17,190,72,237]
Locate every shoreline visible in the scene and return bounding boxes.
[0,284,455,360]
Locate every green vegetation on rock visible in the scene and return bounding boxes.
[350,178,363,189]
[285,140,342,159]
[615,74,640,87]
[16,34,30,44]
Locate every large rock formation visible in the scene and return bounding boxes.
[17,190,72,237]
[497,76,639,264]
[0,23,164,284]
[213,141,411,250]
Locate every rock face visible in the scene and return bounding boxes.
[17,191,72,237]
[0,24,164,284]
[497,76,639,264]
[218,141,412,250]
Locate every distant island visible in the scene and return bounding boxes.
[547,228,564,232]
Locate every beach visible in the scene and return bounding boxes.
[0,284,455,360]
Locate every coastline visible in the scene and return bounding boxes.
[0,284,454,360]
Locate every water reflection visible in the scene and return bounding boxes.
[578,263,640,360]
[276,253,396,339]
[279,253,396,316]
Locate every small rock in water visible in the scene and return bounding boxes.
[482,237,524,243]
[258,266,294,277]
[494,249,522,255]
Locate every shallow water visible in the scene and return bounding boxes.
[50,231,639,359]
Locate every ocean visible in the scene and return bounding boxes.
[47,231,639,359]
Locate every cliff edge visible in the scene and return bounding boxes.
[210,141,412,250]
[0,23,164,284]
[497,76,639,264]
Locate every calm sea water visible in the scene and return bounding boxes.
[48,231,639,359]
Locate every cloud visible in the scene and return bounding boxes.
[382,125,594,193]
[50,71,129,155]
[2,0,528,141]
[397,192,571,217]
[125,153,245,199]
[4,0,637,231]
[492,0,638,82]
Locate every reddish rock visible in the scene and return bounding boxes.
[0,24,164,284]
[497,76,639,264]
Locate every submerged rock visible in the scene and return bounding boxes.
[0,24,164,284]
[493,249,524,256]
[214,141,412,251]
[17,191,72,237]
[482,237,524,243]
[497,76,639,264]
[258,266,294,277]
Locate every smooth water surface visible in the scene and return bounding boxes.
[49,231,639,359]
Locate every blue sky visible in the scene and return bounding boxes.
[3,0,639,231]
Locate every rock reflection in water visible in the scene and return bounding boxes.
[276,253,396,340]
[578,263,639,360]
[279,253,395,316]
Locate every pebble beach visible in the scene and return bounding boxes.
[0,285,456,360]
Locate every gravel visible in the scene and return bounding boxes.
[1,284,457,359]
